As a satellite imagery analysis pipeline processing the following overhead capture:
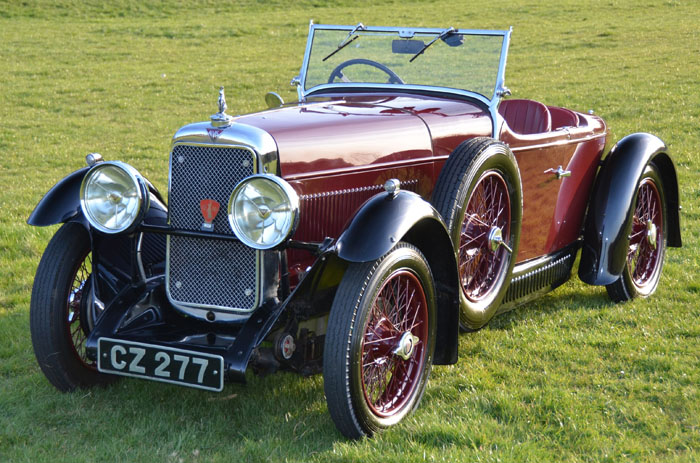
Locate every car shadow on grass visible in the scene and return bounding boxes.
[485,285,613,332]
[23,368,340,460]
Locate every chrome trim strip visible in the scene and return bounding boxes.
[283,157,435,181]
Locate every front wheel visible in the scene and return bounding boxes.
[30,222,116,391]
[323,243,436,439]
[606,164,667,301]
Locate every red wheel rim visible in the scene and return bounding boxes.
[458,171,511,302]
[627,178,663,289]
[66,252,96,370]
[360,269,428,417]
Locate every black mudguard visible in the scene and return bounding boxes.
[27,165,168,304]
[27,167,89,226]
[579,133,681,286]
[27,166,166,228]
[335,190,460,365]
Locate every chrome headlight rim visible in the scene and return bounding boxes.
[79,161,149,234]
[227,174,300,250]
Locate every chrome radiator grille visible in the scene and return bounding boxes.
[167,144,259,312]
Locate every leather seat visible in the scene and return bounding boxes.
[549,106,578,129]
[498,99,552,135]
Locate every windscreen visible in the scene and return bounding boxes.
[304,28,505,99]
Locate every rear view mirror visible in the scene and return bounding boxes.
[441,34,464,47]
[265,91,284,108]
[392,39,425,54]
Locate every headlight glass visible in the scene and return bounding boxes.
[228,175,299,249]
[80,162,145,233]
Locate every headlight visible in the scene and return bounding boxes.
[80,161,148,234]
[228,175,299,249]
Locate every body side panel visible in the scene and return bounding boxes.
[499,113,607,261]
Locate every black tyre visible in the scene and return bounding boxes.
[606,164,667,301]
[323,243,436,439]
[431,137,522,330]
[30,222,116,391]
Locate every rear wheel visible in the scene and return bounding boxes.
[323,243,436,438]
[606,165,667,301]
[432,138,522,330]
[30,222,115,391]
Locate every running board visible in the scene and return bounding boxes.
[498,242,579,314]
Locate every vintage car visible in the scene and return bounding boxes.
[28,23,681,438]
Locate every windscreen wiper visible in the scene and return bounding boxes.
[409,26,456,63]
[323,23,366,62]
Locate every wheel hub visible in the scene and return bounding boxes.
[393,331,419,361]
[646,220,657,249]
[488,226,504,252]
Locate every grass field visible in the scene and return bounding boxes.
[1,1,699,461]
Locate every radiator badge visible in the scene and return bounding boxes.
[200,199,220,232]
[206,128,224,142]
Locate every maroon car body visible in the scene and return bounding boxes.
[238,94,606,265]
[27,24,680,439]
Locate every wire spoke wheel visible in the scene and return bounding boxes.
[431,137,522,330]
[606,165,667,301]
[324,243,436,438]
[66,253,96,370]
[459,171,511,302]
[628,177,663,289]
[361,269,428,417]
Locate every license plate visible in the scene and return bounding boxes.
[97,338,224,392]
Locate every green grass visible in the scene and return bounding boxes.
[1,0,699,461]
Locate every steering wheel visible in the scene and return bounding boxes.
[327,58,404,85]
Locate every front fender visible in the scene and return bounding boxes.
[27,166,166,227]
[579,132,681,286]
[334,190,459,365]
[27,167,89,226]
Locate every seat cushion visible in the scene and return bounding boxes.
[498,99,552,135]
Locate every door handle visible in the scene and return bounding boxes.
[544,165,571,180]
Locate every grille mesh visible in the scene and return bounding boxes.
[168,236,257,309]
[167,144,258,311]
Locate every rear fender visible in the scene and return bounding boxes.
[335,190,459,365]
[579,133,681,286]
